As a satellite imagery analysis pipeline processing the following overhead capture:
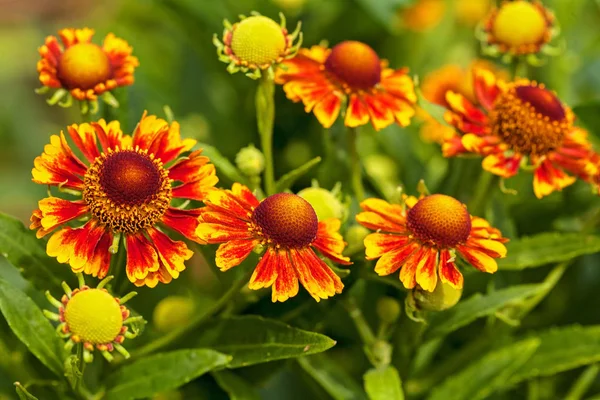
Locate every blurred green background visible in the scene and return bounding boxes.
[2,0,600,398]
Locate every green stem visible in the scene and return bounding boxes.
[511,56,528,79]
[565,364,600,400]
[341,295,376,345]
[347,127,365,202]
[256,74,276,195]
[513,262,568,319]
[468,171,499,217]
[129,267,253,359]
[75,343,87,398]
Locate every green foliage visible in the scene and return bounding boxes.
[499,233,600,270]
[364,366,404,400]
[0,213,73,292]
[0,278,66,377]
[298,353,367,400]
[573,102,600,137]
[104,349,230,400]
[212,371,262,400]
[194,316,336,368]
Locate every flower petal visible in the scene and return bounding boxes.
[171,164,219,201]
[147,227,193,279]
[32,133,87,190]
[533,159,576,199]
[272,249,300,303]
[364,233,410,260]
[473,68,504,112]
[248,247,279,291]
[313,92,342,128]
[312,219,351,265]
[37,198,88,233]
[399,246,427,289]
[290,247,343,302]
[126,232,159,284]
[374,240,419,276]
[456,245,498,273]
[215,239,257,271]
[481,152,522,178]
[438,249,463,289]
[162,207,203,242]
[67,123,100,164]
[133,112,196,164]
[415,247,439,292]
[345,94,370,128]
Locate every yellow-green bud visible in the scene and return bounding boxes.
[413,281,462,312]
[153,296,195,333]
[344,224,370,255]
[363,154,399,183]
[235,145,265,177]
[297,187,345,221]
[376,296,401,324]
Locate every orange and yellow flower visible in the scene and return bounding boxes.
[196,186,351,302]
[356,193,507,291]
[37,28,138,110]
[214,13,302,79]
[275,41,417,131]
[398,0,446,32]
[30,113,218,287]
[442,69,598,198]
[478,1,557,59]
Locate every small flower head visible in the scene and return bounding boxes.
[356,191,508,292]
[196,184,352,302]
[235,144,266,177]
[477,1,559,63]
[276,41,417,131]
[30,113,218,287]
[37,28,139,112]
[442,69,599,198]
[214,13,302,79]
[297,184,346,221]
[45,275,141,362]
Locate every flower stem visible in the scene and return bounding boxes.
[468,171,499,217]
[565,364,599,400]
[256,73,276,196]
[341,295,376,346]
[128,267,253,360]
[347,127,365,201]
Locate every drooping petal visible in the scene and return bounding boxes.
[464,238,507,259]
[248,247,278,291]
[456,245,498,273]
[162,207,203,242]
[215,239,257,271]
[438,249,463,289]
[126,232,160,284]
[313,92,342,129]
[312,219,351,265]
[473,68,504,112]
[445,91,487,125]
[373,240,420,276]
[415,247,439,292]
[32,133,87,190]
[533,159,576,199]
[481,152,522,178]
[290,247,343,302]
[37,198,88,234]
[399,247,427,290]
[345,94,370,127]
[364,93,395,131]
[363,233,410,260]
[272,249,300,303]
[171,164,219,201]
[147,227,193,279]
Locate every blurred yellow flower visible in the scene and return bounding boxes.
[400,0,446,32]
[455,0,492,27]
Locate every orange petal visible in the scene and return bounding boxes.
[313,92,342,128]
[380,68,417,104]
[133,112,196,164]
[161,207,203,242]
[312,219,351,265]
[171,163,219,201]
[67,123,100,164]
[374,240,419,276]
[249,247,278,291]
[438,249,463,289]
[415,247,439,292]
[399,246,427,289]
[32,133,87,190]
[231,183,260,209]
[359,198,406,225]
[473,68,503,112]
[345,94,370,128]
[356,211,405,233]
[533,159,576,199]
[147,227,193,280]
[456,245,498,273]
[364,93,395,131]
[204,187,253,218]
[481,153,522,178]
[37,198,88,232]
[196,223,253,244]
[272,249,300,303]
[126,232,159,283]
[445,91,487,124]
[464,238,507,258]
[92,119,125,152]
[290,247,344,302]
[364,233,411,260]
[215,239,257,271]
[59,28,94,47]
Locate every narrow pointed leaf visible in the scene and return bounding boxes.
[0,278,66,376]
[275,156,322,192]
[299,353,367,400]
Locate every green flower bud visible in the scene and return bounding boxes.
[235,145,265,177]
[297,187,345,221]
[376,296,401,324]
[344,224,370,255]
[412,281,462,312]
[153,296,195,333]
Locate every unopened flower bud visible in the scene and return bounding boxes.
[235,145,265,177]
[413,281,462,312]
[297,187,345,221]
[376,296,401,324]
[153,296,195,333]
[344,224,370,255]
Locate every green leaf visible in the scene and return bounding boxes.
[498,233,600,270]
[0,278,66,376]
[212,370,261,400]
[573,102,600,137]
[509,325,600,385]
[427,338,540,400]
[0,212,74,292]
[298,354,367,400]
[355,0,412,30]
[194,316,337,368]
[14,383,39,400]
[197,142,249,186]
[275,156,322,192]
[425,284,544,340]
[364,366,404,400]
[104,349,230,400]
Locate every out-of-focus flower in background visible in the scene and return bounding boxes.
[398,0,446,32]
[455,0,493,27]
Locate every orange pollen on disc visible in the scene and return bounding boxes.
[57,43,112,90]
[489,83,569,156]
[324,41,382,90]
[83,148,172,234]
[407,194,471,248]
[251,193,318,248]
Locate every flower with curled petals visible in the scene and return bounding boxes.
[213,13,302,79]
[356,193,507,292]
[477,1,559,63]
[37,27,138,112]
[196,185,351,302]
[442,69,599,198]
[30,113,218,287]
[275,41,417,131]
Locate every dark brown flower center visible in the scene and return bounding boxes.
[407,194,471,248]
[324,41,381,90]
[252,193,318,248]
